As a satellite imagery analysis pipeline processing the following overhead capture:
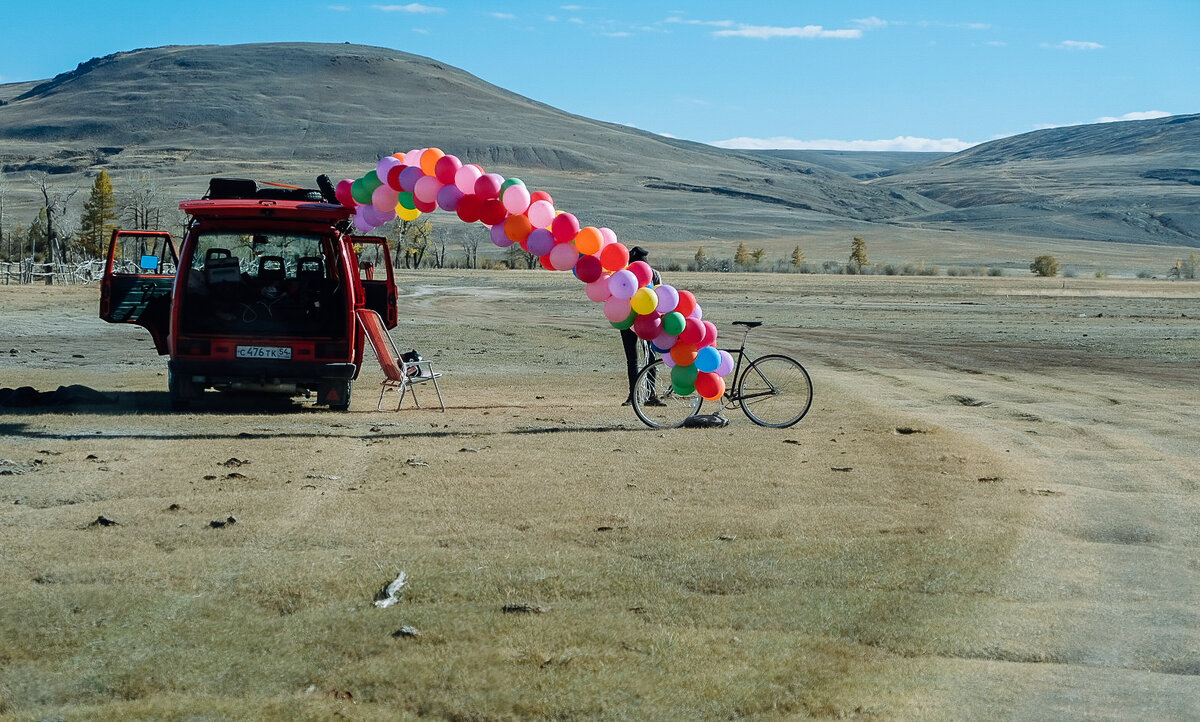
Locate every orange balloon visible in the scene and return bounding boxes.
[671,343,698,366]
[574,226,602,255]
[504,214,534,243]
[420,147,444,176]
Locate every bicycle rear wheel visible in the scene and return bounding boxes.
[632,360,702,428]
[737,354,813,428]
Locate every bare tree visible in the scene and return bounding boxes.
[460,233,479,269]
[29,174,80,280]
[120,172,169,230]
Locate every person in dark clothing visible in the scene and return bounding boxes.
[621,246,662,406]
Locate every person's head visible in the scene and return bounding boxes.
[629,246,649,263]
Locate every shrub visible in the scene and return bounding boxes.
[987,267,1004,277]
[1030,255,1060,277]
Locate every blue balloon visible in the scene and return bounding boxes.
[695,345,721,373]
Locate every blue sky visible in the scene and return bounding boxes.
[1,1,1195,151]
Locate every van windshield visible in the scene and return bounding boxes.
[180,230,347,338]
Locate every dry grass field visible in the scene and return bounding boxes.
[1,271,1198,721]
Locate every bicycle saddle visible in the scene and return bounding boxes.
[732,320,763,328]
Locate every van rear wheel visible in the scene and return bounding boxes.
[322,380,352,411]
[168,370,198,410]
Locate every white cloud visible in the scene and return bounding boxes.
[853,16,888,30]
[327,5,350,11]
[709,135,977,152]
[373,3,445,13]
[714,24,861,39]
[569,17,584,24]
[603,31,631,37]
[561,4,582,9]
[489,12,515,19]
[1096,110,1171,122]
[1051,40,1103,50]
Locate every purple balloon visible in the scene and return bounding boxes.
[398,165,424,193]
[608,269,638,300]
[715,349,735,376]
[527,228,555,256]
[490,223,514,247]
[652,331,678,353]
[437,185,463,212]
[654,284,679,313]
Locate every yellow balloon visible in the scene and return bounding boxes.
[630,286,659,315]
[396,205,421,222]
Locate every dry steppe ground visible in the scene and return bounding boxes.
[1,272,1198,721]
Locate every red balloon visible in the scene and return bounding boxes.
[633,313,663,340]
[480,198,508,226]
[474,173,503,200]
[574,254,603,283]
[385,164,404,191]
[627,260,653,287]
[456,194,483,223]
[529,190,553,205]
[551,212,580,244]
[538,253,555,270]
[335,179,355,207]
[679,316,705,345]
[675,290,697,317]
[414,197,437,213]
[695,371,725,400]
[599,242,630,272]
[434,154,462,185]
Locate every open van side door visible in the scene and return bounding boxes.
[346,235,398,329]
[99,230,178,355]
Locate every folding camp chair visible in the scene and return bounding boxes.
[356,308,445,412]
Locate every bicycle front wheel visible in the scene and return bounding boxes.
[737,354,813,428]
[632,360,702,429]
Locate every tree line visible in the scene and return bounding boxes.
[0,171,174,265]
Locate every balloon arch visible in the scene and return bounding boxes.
[336,148,734,400]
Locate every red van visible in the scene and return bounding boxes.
[100,177,397,410]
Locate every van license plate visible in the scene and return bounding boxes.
[236,346,292,360]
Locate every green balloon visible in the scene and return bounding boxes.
[662,311,686,336]
[671,362,699,385]
[350,178,372,205]
[500,177,525,195]
[610,310,637,330]
[672,378,696,396]
[397,191,416,210]
[362,171,384,193]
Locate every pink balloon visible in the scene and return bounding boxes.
[548,243,579,271]
[585,276,612,302]
[604,296,632,323]
[701,320,718,347]
[502,184,531,215]
[679,316,705,345]
[403,148,423,166]
[454,164,483,195]
[600,227,618,245]
[413,175,443,204]
[527,199,556,228]
[551,212,580,243]
[371,184,399,212]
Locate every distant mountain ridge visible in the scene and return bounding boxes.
[0,42,1196,250]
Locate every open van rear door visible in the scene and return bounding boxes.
[99,230,178,355]
[346,236,398,329]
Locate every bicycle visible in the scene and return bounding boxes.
[632,321,813,429]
